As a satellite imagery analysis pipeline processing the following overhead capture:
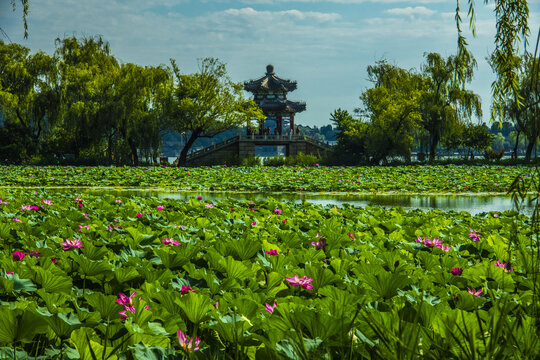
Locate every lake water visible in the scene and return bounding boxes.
[69,188,536,216]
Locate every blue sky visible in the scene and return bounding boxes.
[1,0,539,127]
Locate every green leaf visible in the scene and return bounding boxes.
[85,292,121,319]
[46,312,84,340]
[175,292,214,324]
[0,306,48,345]
[75,256,113,277]
[219,256,254,281]
[34,267,73,294]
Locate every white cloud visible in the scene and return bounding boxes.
[386,6,436,17]
[222,7,341,22]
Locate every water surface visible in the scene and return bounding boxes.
[69,188,535,215]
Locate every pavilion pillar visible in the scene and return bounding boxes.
[277,115,283,136]
[291,115,295,136]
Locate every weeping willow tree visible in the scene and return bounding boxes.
[421,52,482,161]
[455,0,531,119]
[1,0,29,40]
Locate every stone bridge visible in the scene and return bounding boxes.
[182,135,333,165]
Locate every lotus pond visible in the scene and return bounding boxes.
[0,165,534,193]
[0,189,538,359]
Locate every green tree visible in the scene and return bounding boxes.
[55,36,120,160]
[0,40,59,162]
[167,57,263,166]
[357,61,425,164]
[329,108,367,163]
[492,132,506,151]
[114,63,172,165]
[421,53,482,161]
[463,123,494,159]
[501,55,540,160]
[456,1,530,119]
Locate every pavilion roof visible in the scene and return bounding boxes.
[244,65,298,93]
[256,98,306,114]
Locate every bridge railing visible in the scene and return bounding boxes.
[185,134,334,160]
[186,135,240,159]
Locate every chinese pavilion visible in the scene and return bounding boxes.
[244,65,306,136]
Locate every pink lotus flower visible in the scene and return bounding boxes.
[265,302,277,314]
[178,330,200,352]
[424,238,443,248]
[12,251,26,261]
[78,203,83,208]
[118,307,135,319]
[81,213,90,219]
[13,217,21,222]
[20,205,40,211]
[115,199,122,204]
[282,219,287,224]
[51,258,57,264]
[205,203,214,208]
[494,260,514,272]
[311,233,327,250]
[75,197,83,203]
[252,221,257,226]
[274,208,282,215]
[214,302,219,309]
[78,224,90,231]
[197,196,202,200]
[116,291,136,306]
[136,213,143,218]
[265,249,278,256]
[60,238,83,250]
[467,288,482,297]
[180,285,195,295]
[285,274,314,290]
[157,205,164,211]
[230,208,235,212]
[40,199,53,205]
[449,268,463,275]
[469,229,481,242]
[493,213,499,218]
[162,238,180,246]
[416,236,451,251]
[175,224,186,229]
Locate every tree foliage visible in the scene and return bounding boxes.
[341,61,425,164]
[421,52,482,161]
[0,40,59,162]
[456,0,530,120]
[501,55,540,160]
[167,57,263,166]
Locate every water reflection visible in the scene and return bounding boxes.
[74,188,535,215]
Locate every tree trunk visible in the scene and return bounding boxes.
[513,130,520,159]
[107,135,113,164]
[525,140,535,161]
[429,137,438,162]
[127,136,139,166]
[176,127,203,167]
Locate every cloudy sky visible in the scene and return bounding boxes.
[1,0,539,127]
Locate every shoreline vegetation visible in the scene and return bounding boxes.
[0,164,534,193]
